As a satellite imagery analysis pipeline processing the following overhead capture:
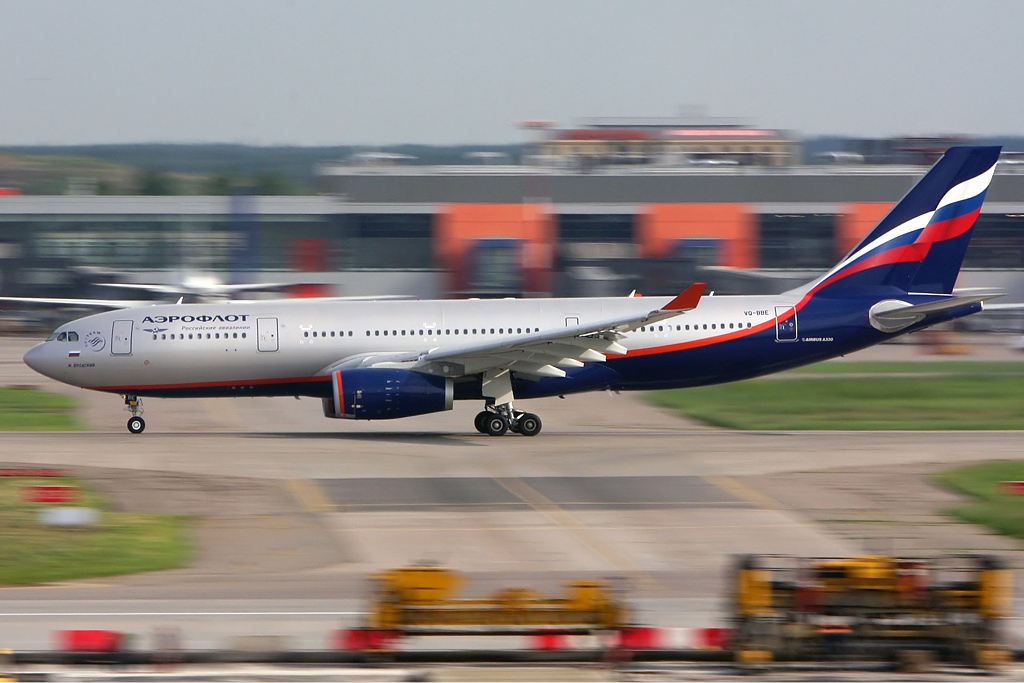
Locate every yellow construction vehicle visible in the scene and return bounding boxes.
[366,566,628,635]
[731,554,1011,668]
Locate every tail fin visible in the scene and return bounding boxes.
[806,146,1001,296]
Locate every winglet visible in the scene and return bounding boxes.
[662,282,706,311]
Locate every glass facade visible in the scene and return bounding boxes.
[758,214,837,269]
[964,214,1024,268]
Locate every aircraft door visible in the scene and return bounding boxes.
[257,317,279,352]
[775,306,797,342]
[111,320,133,355]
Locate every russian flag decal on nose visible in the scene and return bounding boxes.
[68,351,80,358]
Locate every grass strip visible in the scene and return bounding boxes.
[936,462,1024,540]
[0,387,82,431]
[0,475,191,584]
[782,360,1024,376]
[648,374,1024,430]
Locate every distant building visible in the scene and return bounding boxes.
[537,117,799,168]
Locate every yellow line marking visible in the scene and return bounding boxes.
[286,479,336,514]
[494,477,662,590]
[705,475,786,511]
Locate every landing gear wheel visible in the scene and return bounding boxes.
[474,411,491,434]
[127,416,146,434]
[483,413,509,436]
[517,413,542,437]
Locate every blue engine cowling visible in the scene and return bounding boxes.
[321,368,453,420]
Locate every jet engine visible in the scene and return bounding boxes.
[322,368,453,420]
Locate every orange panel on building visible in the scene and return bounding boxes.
[636,204,757,269]
[435,204,556,293]
[837,203,893,258]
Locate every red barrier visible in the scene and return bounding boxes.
[529,633,572,650]
[617,626,662,649]
[1002,481,1024,495]
[695,627,732,649]
[58,630,124,652]
[24,485,79,503]
[0,469,68,478]
[332,629,399,651]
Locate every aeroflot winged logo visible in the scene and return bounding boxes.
[142,314,250,324]
[84,331,105,352]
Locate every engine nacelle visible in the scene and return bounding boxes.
[321,368,453,420]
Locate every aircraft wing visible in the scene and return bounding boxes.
[412,283,705,379]
[314,283,706,380]
[96,282,293,295]
[0,296,155,309]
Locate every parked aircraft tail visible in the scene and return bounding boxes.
[802,145,1001,297]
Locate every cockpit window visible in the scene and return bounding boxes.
[46,331,59,341]
[57,332,67,342]
[67,332,79,342]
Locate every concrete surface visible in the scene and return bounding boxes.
[2,335,1024,657]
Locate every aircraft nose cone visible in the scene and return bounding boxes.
[23,343,48,376]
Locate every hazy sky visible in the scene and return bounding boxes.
[1,0,1022,145]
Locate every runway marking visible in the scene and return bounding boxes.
[331,501,744,509]
[0,611,364,617]
[338,523,802,532]
[493,477,662,591]
[286,479,336,514]
[704,475,786,511]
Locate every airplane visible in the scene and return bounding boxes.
[18,146,1006,436]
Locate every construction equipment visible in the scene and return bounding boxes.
[731,554,1011,669]
[366,566,628,635]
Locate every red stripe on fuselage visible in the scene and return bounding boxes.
[93,374,330,392]
[624,317,778,358]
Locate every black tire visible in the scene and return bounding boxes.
[483,414,508,436]
[518,413,542,436]
[474,411,490,434]
[127,416,146,434]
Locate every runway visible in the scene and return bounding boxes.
[2,337,1024,652]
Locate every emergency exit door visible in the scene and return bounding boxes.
[257,317,279,352]
[111,320,133,355]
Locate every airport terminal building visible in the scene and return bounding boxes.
[2,165,1024,308]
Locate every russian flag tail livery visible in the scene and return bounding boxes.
[808,146,1001,297]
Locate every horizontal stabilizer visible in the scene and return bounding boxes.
[870,295,994,333]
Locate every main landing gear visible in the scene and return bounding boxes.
[124,394,145,434]
[474,407,542,437]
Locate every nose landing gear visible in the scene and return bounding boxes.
[124,395,145,434]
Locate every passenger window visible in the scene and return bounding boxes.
[658,326,663,332]
[383,330,388,336]
[685,325,689,330]
[312,331,317,337]
[392,330,397,336]
[703,324,707,330]
[242,333,247,338]
[233,333,237,339]
[729,323,734,329]
[188,334,193,339]
[171,334,175,340]
[401,330,406,336]
[153,334,157,340]
[676,325,680,331]
[472,329,477,334]
[321,331,326,337]
[215,333,220,339]
[206,333,211,339]
[446,330,450,335]
[418,330,423,335]
[463,329,468,335]
[348,331,353,336]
